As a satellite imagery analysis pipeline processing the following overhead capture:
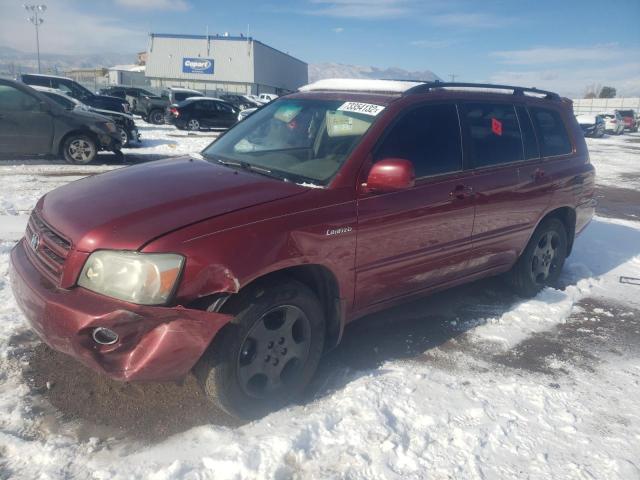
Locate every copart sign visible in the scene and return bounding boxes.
[182,58,214,74]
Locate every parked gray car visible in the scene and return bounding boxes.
[0,79,122,164]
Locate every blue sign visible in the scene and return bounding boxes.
[182,58,214,74]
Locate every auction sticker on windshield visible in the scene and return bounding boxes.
[337,102,385,116]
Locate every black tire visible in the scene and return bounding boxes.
[507,218,568,297]
[117,127,129,147]
[148,109,164,125]
[62,134,98,165]
[186,118,200,131]
[195,278,325,420]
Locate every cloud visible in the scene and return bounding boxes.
[113,0,190,11]
[431,13,512,28]
[489,62,640,98]
[491,44,624,65]
[306,0,411,19]
[0,0,147,55]
[333,27,345,33]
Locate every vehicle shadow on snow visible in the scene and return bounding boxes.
[20,219,640,443]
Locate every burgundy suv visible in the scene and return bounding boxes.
[10,80,595,419]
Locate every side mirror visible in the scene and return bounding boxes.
[365,158,415,193]
[39,101,51,112]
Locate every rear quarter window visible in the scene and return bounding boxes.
[529,107,572,157]
[461,102,523,168]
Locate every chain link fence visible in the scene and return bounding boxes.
[572,97,640,115]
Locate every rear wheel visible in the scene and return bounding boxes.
[187,118,200,131]
[148,109,164,125]
[195,279,325,420]
[507,218,568,297]
[62,134,97,165]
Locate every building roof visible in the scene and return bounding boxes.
[109,64,146,72]
[149,33,307,65]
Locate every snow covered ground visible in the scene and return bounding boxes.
[0,122,639,479]
[587,132,640,190]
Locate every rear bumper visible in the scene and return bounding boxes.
[576,197,597,237]
[10,240,232,382]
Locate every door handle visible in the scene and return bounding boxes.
[450,184,474,200]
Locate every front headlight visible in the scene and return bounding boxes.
[100,122,117,133]
[78,251,184,305]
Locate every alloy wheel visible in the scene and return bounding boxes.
[237,305,311,398]
[187,119,200,131]
[67,139,95,164]
[530,231,560,285]
[118,127,128,146]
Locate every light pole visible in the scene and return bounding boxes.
[25,4,46,73]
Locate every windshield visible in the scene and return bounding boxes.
[202,98,379,186]
[58,80,92,100]
[42,92,75,109]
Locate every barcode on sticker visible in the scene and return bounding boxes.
[337,102,385,116]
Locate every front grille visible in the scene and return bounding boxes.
[24,211,72,285]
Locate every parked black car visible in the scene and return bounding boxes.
[219,94,260,110]
[139,87,204,124]
[0,79,122,164]
[576,114,606,138]
[21,74,130,113]
[99,86,157,115]
[34,86,140,147]
[164,97,238,130]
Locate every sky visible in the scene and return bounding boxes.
[1,0,639,97]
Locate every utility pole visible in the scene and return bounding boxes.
[449,73,458,82]
[25,4,46,74]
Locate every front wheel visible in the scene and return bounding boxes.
[148,109,164,125]
[62,134,97,165]
[195,279,325,420]
[507,218,568,297]
[117,127,129,147]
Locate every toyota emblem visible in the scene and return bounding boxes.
[30,233,40,251]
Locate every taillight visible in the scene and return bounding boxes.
[170,107,179,117]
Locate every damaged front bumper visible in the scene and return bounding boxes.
[10,240,232,382]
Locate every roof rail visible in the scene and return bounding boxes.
[403,81,560,100]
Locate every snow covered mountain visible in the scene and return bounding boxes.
[0,46,135,75]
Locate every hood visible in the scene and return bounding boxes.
[39,156,308,252]
[67,107,112,123]
[95,94,126,103]
[89,107,134,121]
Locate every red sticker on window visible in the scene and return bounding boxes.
[491,118,503,136]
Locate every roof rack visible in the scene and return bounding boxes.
[403,81,560,100]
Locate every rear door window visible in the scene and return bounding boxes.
[461,102,523,168]
[529,107,572,157]
[174,92,191,102]
[0,85,40,111]
[375,103,462,177]
[515,106,540,160]
[24,76,50,87]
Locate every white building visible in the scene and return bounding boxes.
[144,33,308,95]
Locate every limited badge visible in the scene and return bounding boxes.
[337,102,385,116]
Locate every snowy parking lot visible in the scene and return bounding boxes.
[1,121,639,479]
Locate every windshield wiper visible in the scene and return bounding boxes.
[213,157,274,178]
